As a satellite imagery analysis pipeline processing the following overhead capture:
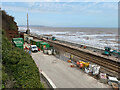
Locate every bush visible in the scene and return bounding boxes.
[2,30,44,88]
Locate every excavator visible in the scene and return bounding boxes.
[102,47,120,58]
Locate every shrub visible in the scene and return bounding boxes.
[2,30,44,88]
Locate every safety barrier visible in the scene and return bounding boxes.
[40,71,57,89]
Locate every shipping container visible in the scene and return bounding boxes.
[30,39,33,45]
[24,34,28,42]
[40,42,49,50]
[14,41,23,50]
[30,39,43,48]
[27,37,33,44]
[12,38,24,50]
[12,38,24,44]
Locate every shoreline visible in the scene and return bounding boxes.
[18,26,118,51]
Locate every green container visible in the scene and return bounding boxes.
[30,39,33,45]
[30,39,43,48]
[14,41,24,50]
[12,38,24,44]
[16,44,23,49]
[40,42,49,50]
[36,41,43,48]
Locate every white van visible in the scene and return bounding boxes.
[30,45,38,52]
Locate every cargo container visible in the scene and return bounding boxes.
[27,37,33,44]
[12,38,24,50]
[14,41,24,49]
[30,39,43,48]
[30,39,34,45]
[36,41,43,48]
[24,34,28,42]
[12,38,24,44]
[40,42,49,50]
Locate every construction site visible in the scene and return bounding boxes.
[10,29,119,89]
[10,13,120,89]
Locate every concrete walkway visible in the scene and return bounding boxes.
[32,52,111,88]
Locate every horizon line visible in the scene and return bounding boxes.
[18,25,118,28]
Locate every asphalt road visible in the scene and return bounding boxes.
[32,51,111,88]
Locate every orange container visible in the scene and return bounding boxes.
[80,63,84,68]
[67,60,71,63]
[70,64,74,67]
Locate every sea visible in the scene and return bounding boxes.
[19,26,118,50]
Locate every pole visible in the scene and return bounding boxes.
[27,13,29,30]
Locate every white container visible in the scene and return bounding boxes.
[48,50,52,55]
[93,66,100,75]
[24,34,28,42]
[27,37,33,43]
[53,50,56,55]
[43,49,48,54]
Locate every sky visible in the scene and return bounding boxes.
[1,1,118,28]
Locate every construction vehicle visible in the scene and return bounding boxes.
[102,47,120,57]
[102,47,111,56]
[52,37,56,41]
[111,50,120,58]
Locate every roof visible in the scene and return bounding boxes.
[31,45,37,47]
[41,42,48,45]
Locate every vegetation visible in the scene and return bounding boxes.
[2,30,44,88]
[1,10,18,31]
[1,9,44,88]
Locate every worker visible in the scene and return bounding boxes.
[29,49,31,55]
[76,61,80,67]
[38,48,40,51]
[84,46,87,49]
[70,55,73,60]
[80,63,83,69]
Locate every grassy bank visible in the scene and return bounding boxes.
[2,30,44,88]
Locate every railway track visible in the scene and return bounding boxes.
[46,40,120,78]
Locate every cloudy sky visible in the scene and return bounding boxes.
[1,1,118,27]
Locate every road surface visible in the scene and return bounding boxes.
[32,51,111,88]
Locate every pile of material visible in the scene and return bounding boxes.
[108,76,119,89]
[100,73,107,84]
